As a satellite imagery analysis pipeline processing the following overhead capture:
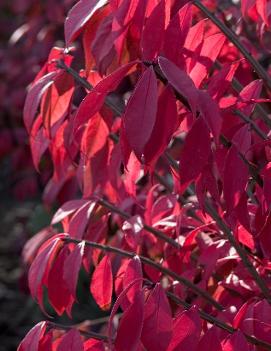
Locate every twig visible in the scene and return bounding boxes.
[57,58,271,303]
[63,237,224,311]
[57,60,123,116]
[166,153,271,304]
[167,292,271,350]
[215,60,271,128]
[47,321,108,341]
[204,200,271,305]
[234,110,268,140]
[97,198,181,249]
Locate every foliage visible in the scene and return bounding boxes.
[0,0,75,200]
[17,0,271,350]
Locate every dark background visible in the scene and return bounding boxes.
[0,1,71,349]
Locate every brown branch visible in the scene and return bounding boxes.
[215,60,271,128]
[234,110,268,140]
[47,321,108,341]
[56,60,123,116]
[97,198,181,249]
[204,200,271,305]
[166,153,271,304]
[50,240,271,350]
[167,292,271,350]
[64,237,224,311]
[57,59,271,303]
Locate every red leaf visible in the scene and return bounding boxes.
[123,256,143,306]
[237,79,263,115]
[68,200,97,239]
[47,246,71,315]
[124,151,142,197]
[123,67,158,160]
[141,284,172,351]
[41,72,74,136]
[29,115,50,171]
[197,326,222,351]
[74,61,137,133]
[57,329,83,351]
[73,92,105,136]
[189,33,226,88]
[84,339,105,351]
[180,116,211,190]
[262,162,271,211]
[208,61,240,100]
[168,306,201,351]
[65,0,108,46]
[115,290,144,351]
[256,0,269,26]
[144,86,178,166]
[158,56,198,113]
[223,146,248,212]
[18,322,47,351]
[28,236,64,302]
[94,60,138,94]
[91,15,115,74]
[22,227,56,265]
[81,113,109,159]
[222,331,249,351]
[141,0,166,61]
[196,163,220,210]
[241,0,256,18]
[232,124,251,154]
[52,200,90,225]
[24,72,57,133]
[164,3,192,67]
[39,330,53,351]
[122,215,144,250]
[198,91,222,142]
[63,242,85,299]
[90,254,113,310]
[184,19,205,72]
[109,277,145,347]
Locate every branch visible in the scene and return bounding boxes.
[234,110,268,140]
[215,60,271,128]
[63,237,224,311]
[48,321,108,341]
[204,200,271,305]
[51,240,271,350]
[97,198,181,249]
[167,292,271,351]
[58,59,271,303]
[56,60,123,116]
[48,276,271,350]
[166,153,271,304]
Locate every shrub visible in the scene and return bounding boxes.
[18,1,271,350]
